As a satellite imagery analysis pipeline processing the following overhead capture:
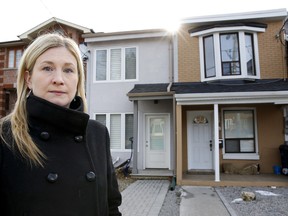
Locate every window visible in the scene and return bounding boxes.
[8,49,22,68]
[110,114,121,149]
[222,109,259,159]
[220,33,240,76]
[96,50,107,80]
[95,113,133,150]
[245,33,256,76]
[125,48,136,79]
[191,24,265,81]
[203,36,216,78]
[95,114,106,126]
[95,47,137,82]
[125,114,134,149]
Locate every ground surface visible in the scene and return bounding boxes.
[116,168,181,215]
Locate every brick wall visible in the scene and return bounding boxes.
[258,21,287,79]
[177,27,201,82]
[0,47,6,117]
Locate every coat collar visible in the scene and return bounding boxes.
[26,94,90,134]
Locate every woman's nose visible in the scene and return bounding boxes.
[52,71,64,85]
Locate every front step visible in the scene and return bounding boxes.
[187,169,214,175]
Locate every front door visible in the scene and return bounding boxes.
[187,111,213,170]
[145,114,170,168]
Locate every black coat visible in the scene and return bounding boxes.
[0,94,122,216]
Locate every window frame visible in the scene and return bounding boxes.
[93,46,138,83]
[94,112,133,151]
[7,48,23,68]
[219,33,241,76]
[221,108,259,160]
[194,26,264,82]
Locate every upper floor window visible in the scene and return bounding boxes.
[95,113,133,150]
[190,24,266,82]
[94,47,137,82]
[8,49,22,68]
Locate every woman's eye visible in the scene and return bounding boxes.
[43,66,53,71]
[64,68,74,73]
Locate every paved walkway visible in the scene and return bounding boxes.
[119,180,234,216]
[119,179,170,216]
[180,186,231,216]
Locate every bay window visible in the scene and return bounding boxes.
[190,24,265,81]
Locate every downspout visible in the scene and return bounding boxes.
[167,31,178,189]
[167,31,174,92]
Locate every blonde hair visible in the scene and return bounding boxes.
[0,33,87,166]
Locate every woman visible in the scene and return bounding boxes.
[0,33,122,215]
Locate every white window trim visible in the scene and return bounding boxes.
[221,107,260,160]
[94,112,133,152]
[195,26,265,82]
[93,46,138,83]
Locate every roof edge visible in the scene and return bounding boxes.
[181,8,288,24]
[18,17,93,40]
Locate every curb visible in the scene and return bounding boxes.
[215,188,238,216]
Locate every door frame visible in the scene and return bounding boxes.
[143,113,170,169]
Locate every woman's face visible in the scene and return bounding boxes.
[25,47,79,108]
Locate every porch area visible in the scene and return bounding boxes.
[180,173,288,187]
[130,169,288,187]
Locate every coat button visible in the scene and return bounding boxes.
[47,173,58,183]
[74,135,83,142]
[40,131,50,140]
[86,171,96,182]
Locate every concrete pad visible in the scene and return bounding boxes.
[180,186,230,216]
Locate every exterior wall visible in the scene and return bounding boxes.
[0,45,23,117]
[0,47,5,116]
[177,27,200,82]
[258,21,288,79]
[180,104,284,175]
[86,37,171,114]
[86,36,171,161]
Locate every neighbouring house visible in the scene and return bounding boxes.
[0,17,93,117]
[83,30,175,176]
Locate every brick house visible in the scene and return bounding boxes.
[173,8,288,186]
[0,17,93,116]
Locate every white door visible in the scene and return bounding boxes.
[145,115,170,168]
[187,111,213,170]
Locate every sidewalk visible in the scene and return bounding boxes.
[119,180,234,216]
[119,180,170,216]
[180,186,232,216]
